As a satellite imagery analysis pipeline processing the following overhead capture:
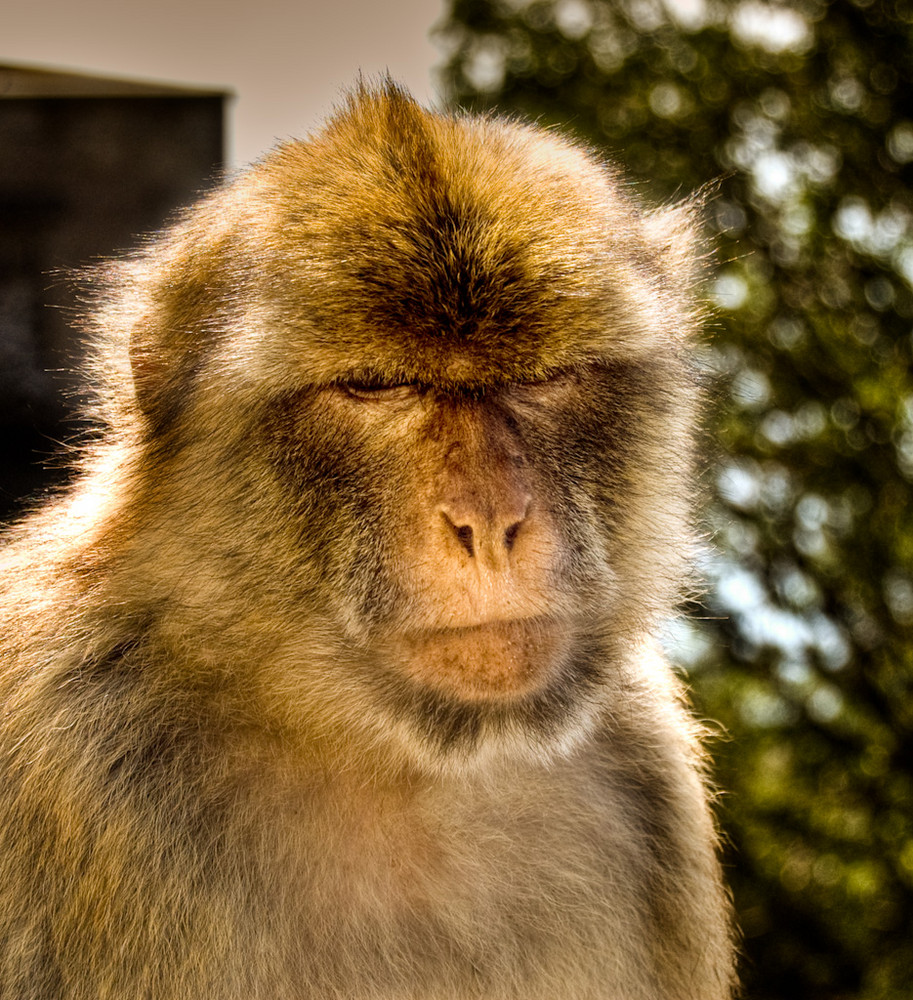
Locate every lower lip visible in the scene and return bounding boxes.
[386,618,569,703]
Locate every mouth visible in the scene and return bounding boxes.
[385,616,571,703]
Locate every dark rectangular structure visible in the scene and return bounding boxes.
[0,63,229,517]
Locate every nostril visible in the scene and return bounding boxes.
[455,524,475,557]
[504,521,522,551]
[441,510,476,557]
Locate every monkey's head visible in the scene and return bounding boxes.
[93,84,704,769]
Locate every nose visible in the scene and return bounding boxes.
[439,493,530,563]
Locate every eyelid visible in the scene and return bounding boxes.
[338,380,418,401]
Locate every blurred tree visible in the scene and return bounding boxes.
[435,2,913,998]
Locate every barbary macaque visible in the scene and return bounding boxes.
[0,83,735,999]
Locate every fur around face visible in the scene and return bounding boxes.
[0,83,735,999]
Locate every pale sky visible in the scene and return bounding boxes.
[3,0,446,167]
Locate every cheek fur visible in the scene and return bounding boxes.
[258,390,416,621]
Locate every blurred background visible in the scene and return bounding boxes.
[2,1,912,997]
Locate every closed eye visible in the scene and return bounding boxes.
[338,380,418,402]
[506,366,583,400]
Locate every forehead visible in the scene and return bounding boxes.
[238,92,679,386]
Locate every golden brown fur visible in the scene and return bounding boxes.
[0,83,735,998]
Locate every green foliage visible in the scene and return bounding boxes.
[436,2,913,997]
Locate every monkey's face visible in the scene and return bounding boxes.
[253,350,686,762]
[264,369,606,702]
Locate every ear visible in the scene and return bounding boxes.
[129,314,200,435]
[127,237,230,435]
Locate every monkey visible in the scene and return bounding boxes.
[0,82,736,999]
